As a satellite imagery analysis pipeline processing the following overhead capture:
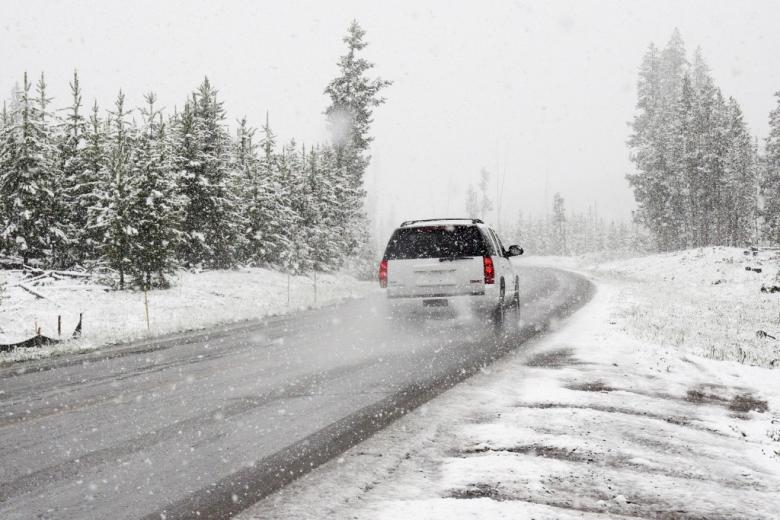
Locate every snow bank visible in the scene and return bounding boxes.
[0,267,375,363]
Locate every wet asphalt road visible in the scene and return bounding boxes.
[0,266,592,519]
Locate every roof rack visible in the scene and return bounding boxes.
[400,218,484,227]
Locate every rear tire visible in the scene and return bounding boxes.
[492,279,506,325]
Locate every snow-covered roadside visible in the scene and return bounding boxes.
[527,247,780,367]
[0,268,375,363]
[240,252,780,519]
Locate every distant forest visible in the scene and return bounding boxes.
[0,21,389,288]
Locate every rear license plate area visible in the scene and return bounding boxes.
[423,299,448,307]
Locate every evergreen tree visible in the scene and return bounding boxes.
[176,78,242,268]
[552,193,567,254]
[627,43,673,249]
[127,93,182,287]
[275,139,309,273]
[301,145,338,271]
[59,71,91,265]
[669,72,697,248]
[81,101,107,263]
[234,116,262,263]
[762,92,780,244]
[94,91,135,288]
[35,73,68,266]
[315,145,348,269]
[0,102,7,256]
[0,72,60,265]
[325,20,391,159]
[252,115,295,267]
[324,20,391,260]
[723,99,757,246]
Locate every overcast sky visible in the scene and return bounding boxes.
[3,0,780,241]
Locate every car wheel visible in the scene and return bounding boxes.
[492,279,506,325]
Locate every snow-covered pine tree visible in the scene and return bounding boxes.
[252,114,294,267]
[568,213,586,254]
[299,145,325,271]
[692,53,728,246]
[298,144,320,271]
[127,93,182,288]
[0,102,9,256]
[234,116,262,264]
[723,99,757,246]
[171,99,198,264]
[275,139,308,273]
[94,91,135,288]
[316,144,350,270]
[648,30,686,250]
[36,73,69,267]
[627,43,672,249]
[176,78,242,268]
[58,71,92,265]
[552,192,567,255]
[668,72,697,248]
[762,92,780,244]
[324,20,390,261]
[81,101,107,264]
[0,72,61,266]
[325,20,391,163]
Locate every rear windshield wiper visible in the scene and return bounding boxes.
[439,256,473,262]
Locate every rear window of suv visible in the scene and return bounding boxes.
[384,225,489,260]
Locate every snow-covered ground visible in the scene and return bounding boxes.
[240,248,780,519]
[0,267,374,363]
[527,247,780,367]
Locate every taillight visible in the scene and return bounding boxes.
[483,256,495,284]
[379,259,388,288]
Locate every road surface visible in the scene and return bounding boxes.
[0,266,591,519]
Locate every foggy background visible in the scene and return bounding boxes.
[3,0,780,245]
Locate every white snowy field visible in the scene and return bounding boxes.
[0,267,374,363]
[528,247,780,368]
[240,248,780,519]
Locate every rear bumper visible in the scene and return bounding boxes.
[386,290,484,299]
[385,284,500,313]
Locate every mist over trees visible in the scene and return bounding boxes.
[509,198,650,257]
[0,21,388,288]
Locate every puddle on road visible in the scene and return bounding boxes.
[728,393,768,413]
[524,347,585,369]
[685,386,768,415]
[567,380,615,392]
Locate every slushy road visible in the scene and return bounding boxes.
[0,266,591,519]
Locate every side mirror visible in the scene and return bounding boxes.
[507,245,524,257]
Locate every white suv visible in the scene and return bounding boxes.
[378,218,523,321]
